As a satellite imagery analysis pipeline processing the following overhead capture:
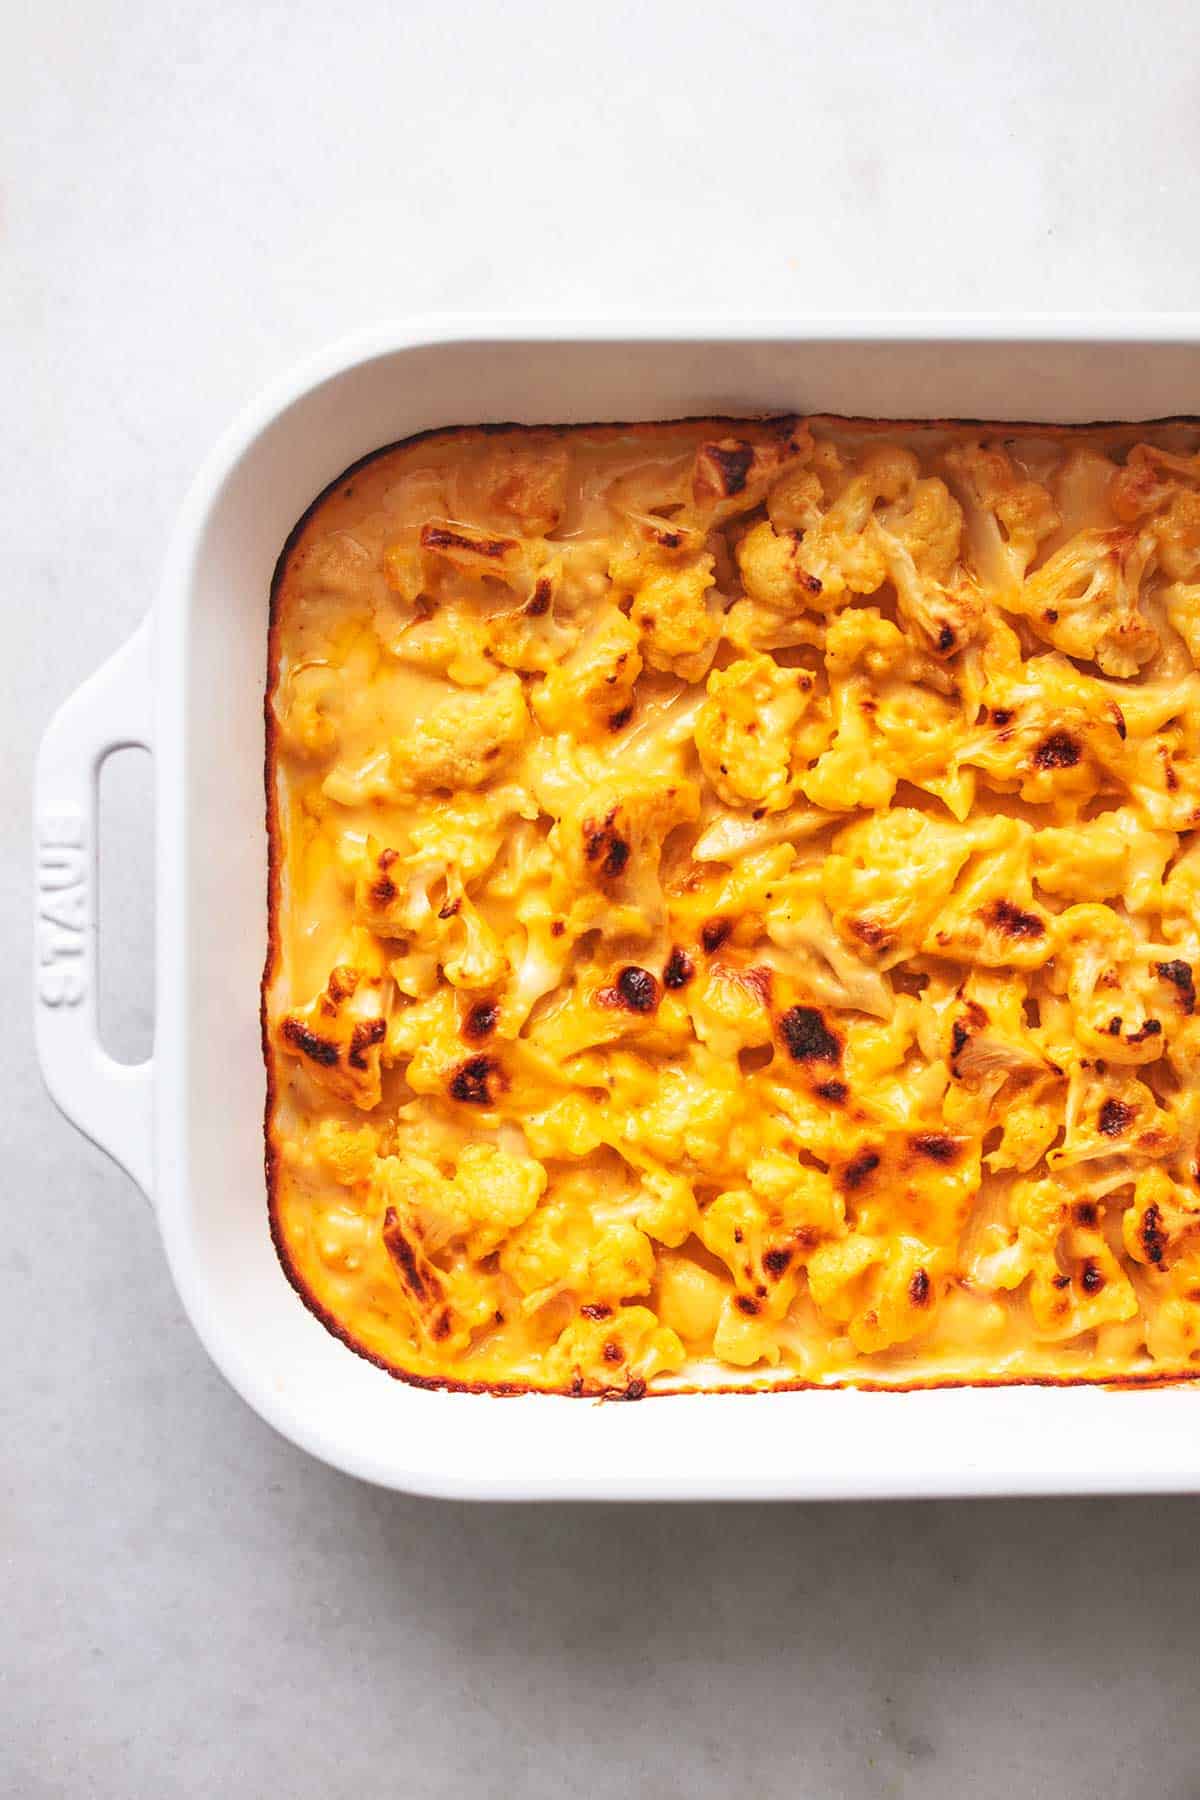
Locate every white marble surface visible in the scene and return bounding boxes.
[6,2,1200,1793]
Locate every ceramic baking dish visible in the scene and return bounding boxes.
[34,317,1200,1499]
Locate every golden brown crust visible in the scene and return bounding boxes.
[264,410,1200,1399]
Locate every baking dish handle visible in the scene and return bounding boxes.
[34,619,155,1201]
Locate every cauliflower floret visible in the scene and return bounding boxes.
[377,604,495,686]
[767,444,843,529]
[806,606,973,818]
[623,553,721,681]
[700,1160,843,1323]
[801,723,895,812]
[440,894,508,991]
[919,817,1054,970]
[353,840,508,992]
[1120,1165,1200,1365]
[941,972,1053,1113]
[303,1117,380,1186]
[634,1168,699,1248]
[278,949,392,1110]
[686,420,813,526]
[974,1177,1138,1342]
[1166,583,1200,665]
[761,894,895,1021]
[1154,491,1200,584]
[499,1199,655,1312]
[1110,442,1200,524]
[545,1305,685,1394]
[722,596,826,655]
[686,964,777,1059]
[798,609,940,813]
[1046,905,1170,1065]
[503,906,574,1032]
[750,447,920,612]
[943,440,1060,598]
[822,810,985,965]
[522,959,684,1063]
[882,475,963,583]
[823,604,947,689]
[1050,1063,1179,1170]
[374,1142,546,1265]
[1162,840,1200,943]
[374,1164,500,1356]
[390,671,530,793]
[736,519,832,615]
[807,1233,944,1355]
[484,565,582,676]
[1122,1166,1200,1272]
[875,476,978,653]
[531,604,643,735]
[440,1142,547,1258]
[613,1048,747,1180]
[694,654,813,810]
[544,768,701,940]
[983,1087,1063,1174]
[586,1219,658,1302]
[1012,527,1159,677]
[1032,813,1175,913]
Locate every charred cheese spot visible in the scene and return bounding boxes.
[778,1006,841,1064]
[582,811,630,878]
[420,523,515,559]
[1034,732,1082,770]
[280,1019,339,1066]
[985,899,1045,939]
[462,1000,498,1041]
[1157,960,1196,1014]
[1099,1098,1135,1137]
[381,1208,440,1305]
[1140,1204,1168,1266]
[596,966,660,1014]
[696,440,755,498]
[841,1148,881,1192]
[663,947,695,990]
[912,1132,962,1164]
[700,917,733,953]
[348,1018,386,1069]
[448,1055,502,1106]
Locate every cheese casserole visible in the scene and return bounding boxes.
[264,414,1200,1395]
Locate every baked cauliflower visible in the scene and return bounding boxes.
[268,416,1200,1395]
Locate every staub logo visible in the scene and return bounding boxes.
[37,812,87,1006]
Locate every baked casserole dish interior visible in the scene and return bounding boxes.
[264,414,1200,1396]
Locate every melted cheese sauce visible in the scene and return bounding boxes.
[265,415,1200,1393]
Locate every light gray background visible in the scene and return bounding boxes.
[6,2,1200,1795]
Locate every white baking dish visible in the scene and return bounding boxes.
[34,317,1200,1499]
